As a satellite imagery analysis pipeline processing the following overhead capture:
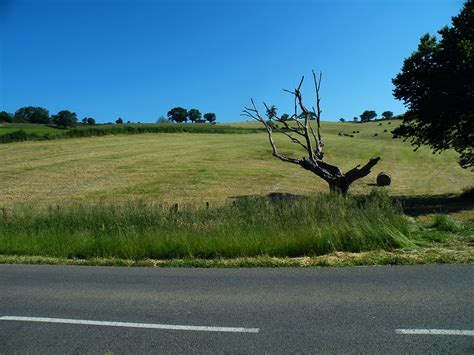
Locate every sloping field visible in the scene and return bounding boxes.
[0,123,63,136]
[0,121,471,208]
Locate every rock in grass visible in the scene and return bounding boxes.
[377,172,391,186]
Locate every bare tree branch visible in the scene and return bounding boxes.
[243,72,381,194]
[246,98,300,165]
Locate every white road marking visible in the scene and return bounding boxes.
[396,329,474,336]
[0,316,259,333]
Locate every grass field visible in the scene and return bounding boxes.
[1,120,472,266]
[0,120,471,208]
[0,123,63,136]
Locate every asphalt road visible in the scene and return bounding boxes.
[1,264,473,353]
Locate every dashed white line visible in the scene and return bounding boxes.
[0,316,259,333]
[396,329,474,336]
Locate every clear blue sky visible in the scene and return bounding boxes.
[0,0,464,123]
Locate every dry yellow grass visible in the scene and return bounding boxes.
[1,121,472,208]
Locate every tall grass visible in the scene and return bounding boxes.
[0,192,413,260]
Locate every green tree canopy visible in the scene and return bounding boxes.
[265,105,278,120]
[381,111,394,120]
[280,113,290,121]
[187,108,202,122]
[0,111,13,123]
[14,106,50,124]
[360,110,377,122]
[52,110,77,128]
[116,117,123,124]
[167,107,188,123]
[203,112,216,123]
[392,0,473,168]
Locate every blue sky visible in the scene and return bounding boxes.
[0,0,464,123]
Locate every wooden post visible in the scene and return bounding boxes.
[206,202,209,210]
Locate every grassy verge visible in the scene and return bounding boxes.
[2,191,472,267]
[1,249,472,268]
[1,192,414,260]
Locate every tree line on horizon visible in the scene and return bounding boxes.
[0,106,218,128]
[0,107,93,128]
[165,107,216,124]
[261,105,395,123]
[339,110,394,123]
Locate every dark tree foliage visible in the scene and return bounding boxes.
[168,107,188,123]
[381,111,394,120]
[280,113,290,121]
[14,106,50,124]
[82,117,96,125]
[203,112,216,123]
[187,108,202,122]
[339,118,345,123]
[266,105,278,120]
[116,117,124,124]
[360,110,377,122]
[392,0,473,168]
[0,111,13,123]
[298,111,317,120]
[52,110,77,128]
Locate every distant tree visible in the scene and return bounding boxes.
[392,0,473,168]
[187,108,202,123]
[360,110,377,122]
[156,115,168,124]
[116,117,123,124]
[381,111,394,120]
[280,113,290,121]
[265,105,278,120]
[339,118,345,123]
[81,117,95,125]
[353,116,358,122]
[298,111,317,120]
[52,110,77,128]
[167,107,188,123]
[14,106,50,124]
[203,112,216,123]
[0,111,13,123]
[87,117,96,125]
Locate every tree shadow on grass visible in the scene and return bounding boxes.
[231,191,473,217]
[231,192,304,202]
[394,193,473,217]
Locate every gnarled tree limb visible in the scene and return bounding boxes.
[243,72,381,194]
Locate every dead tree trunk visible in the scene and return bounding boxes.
[243,72,380,195]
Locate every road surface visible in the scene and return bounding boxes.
[1,264,473,353]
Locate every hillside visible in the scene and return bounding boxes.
[1,120,471,208]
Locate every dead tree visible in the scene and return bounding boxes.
[242,72,380,194]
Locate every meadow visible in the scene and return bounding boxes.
[0,120,472,265]
[0,120,471,207]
